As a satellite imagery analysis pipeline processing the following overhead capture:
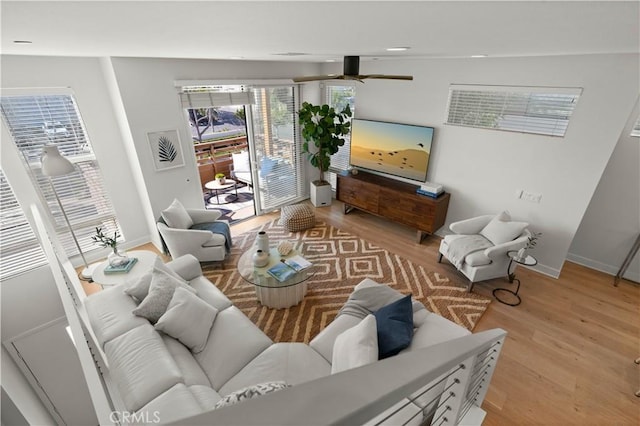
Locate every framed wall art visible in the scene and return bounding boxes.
[147,129,185,171]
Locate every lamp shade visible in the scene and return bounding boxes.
[41,145,74,177]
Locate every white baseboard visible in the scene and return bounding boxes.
[528,263,561,279]
[566,252,640,283]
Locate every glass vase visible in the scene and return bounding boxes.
[108,248,129,267]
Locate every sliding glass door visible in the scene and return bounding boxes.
[248,86,306,213]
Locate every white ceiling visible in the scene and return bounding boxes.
[2,1,638,63]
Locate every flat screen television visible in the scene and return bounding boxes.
[349,118,434,183]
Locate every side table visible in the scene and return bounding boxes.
[92,250,158,287]
[493,251,537,306]
[205,179,238,205]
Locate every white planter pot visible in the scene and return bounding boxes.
[310,181,332,207]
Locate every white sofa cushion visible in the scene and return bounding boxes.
[331,314,378,374]
[104,324,183,412]
[480,215,528,245]
[125,257,187,302]
[464,250,493,267]
[188,276,233,311]
[155,288,218,353]
[134,383,203,425]
[218,343,331,396]
[85,285,147,347]
[161,199,193,230]
[195,306,272,390]
[401,311,470,353]
[132,269,196,323]
[309,314,361,363]
[160,335,211,387]
[189,385,221,409]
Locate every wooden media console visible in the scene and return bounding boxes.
[336,171,450,243]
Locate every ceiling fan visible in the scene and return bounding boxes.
[293,56,413,83]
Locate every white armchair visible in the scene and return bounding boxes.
[438,213,531,292]
[157,200,231,263]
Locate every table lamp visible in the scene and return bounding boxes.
[41,144,96,279]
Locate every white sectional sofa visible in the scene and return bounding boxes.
[85,254,470,425]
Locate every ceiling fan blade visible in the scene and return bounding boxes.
[361,74,414,81]
[292,75,341,83]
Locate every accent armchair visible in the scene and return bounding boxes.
[438,212,531,292]
[157,199,232,263]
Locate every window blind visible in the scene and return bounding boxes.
[446,84,582,137]
[0,169,48,280]
[250,86,306,211]
[631,116,640,137]
[323,84,356,190]
[179,85,255,108]
[0,93,122,258]
[326,84,356,172]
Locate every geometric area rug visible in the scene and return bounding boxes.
[201,220,491,344]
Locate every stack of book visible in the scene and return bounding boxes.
[104,257,138,275]
[267,255,312,282]
[416,182,444,198]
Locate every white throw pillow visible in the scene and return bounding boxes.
[132,268,196,323]
[480,214,528,246]
[155,287,218,353]
[331,314,378,374]
[161,199,193,229]
[125,257,186,302]
[214,382,290,409]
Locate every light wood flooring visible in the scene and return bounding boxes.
[234,202,640,426]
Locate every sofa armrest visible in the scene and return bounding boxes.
[449,215,494,235]
[484,231,530,260]
[187,209,222,224]
[166,254,203,281]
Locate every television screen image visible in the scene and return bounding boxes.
[349,118,434,182]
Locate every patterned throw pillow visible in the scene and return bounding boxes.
[279,204,315,232]
[132,268,196,323]
[125,257,187,302]
[214,382,290,409]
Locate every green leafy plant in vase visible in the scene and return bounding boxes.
[215,173,226,184]
[298,102,352,206]
[92,227,128,267]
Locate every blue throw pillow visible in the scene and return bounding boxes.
[374,294,414,359]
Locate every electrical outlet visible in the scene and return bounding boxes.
[521,190,542,203]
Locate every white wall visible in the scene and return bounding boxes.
[568,98,640,282]
[108,57,320,247]
[323,54,639,277]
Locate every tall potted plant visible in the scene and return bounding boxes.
[298,102,352,206]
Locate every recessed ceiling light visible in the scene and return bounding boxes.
[471,54,488,58]
[325,59,336,62]
[386,47,410,52]
[13,40,32,44]
[229,56,243,60]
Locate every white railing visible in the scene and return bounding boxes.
[31,202,506,426]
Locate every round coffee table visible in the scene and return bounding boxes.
[92,250,158,287]
[237,247,314,309]
[205,179,238,204]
